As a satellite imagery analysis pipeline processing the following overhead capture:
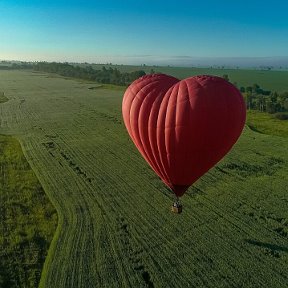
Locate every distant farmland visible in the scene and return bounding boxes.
[89,64,288,92]
[0,70,288,287]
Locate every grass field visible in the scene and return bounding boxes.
[0,134,57,287]
[246,111,288,137]
[0,70,288,287]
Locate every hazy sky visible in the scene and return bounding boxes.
[1,0,288,64]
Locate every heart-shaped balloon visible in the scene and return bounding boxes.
[122,74,246,197]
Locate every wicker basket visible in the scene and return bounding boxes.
[171,205,182,214]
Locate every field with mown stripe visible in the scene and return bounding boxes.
[1,70,288,287]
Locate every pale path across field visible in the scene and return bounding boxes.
[1,71,288,287]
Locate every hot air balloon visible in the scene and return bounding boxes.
[122,74,246,213]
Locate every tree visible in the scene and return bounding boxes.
[252,83,260,93]
[246,86,252,93]
[266,100,276,113]
[244,92,253,110]
[240,87,245,93]
[222,74,229,82]
[270,91,278,103]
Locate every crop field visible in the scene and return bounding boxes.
[0,70,288,288]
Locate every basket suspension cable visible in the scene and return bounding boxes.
[175,196,180,206]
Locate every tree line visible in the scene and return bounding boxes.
[33,62,146,86]
[223,74,288,116]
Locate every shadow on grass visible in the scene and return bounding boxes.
[247,124,264,134]
[245,239,288,253]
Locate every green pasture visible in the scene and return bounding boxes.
[0,70,287,287]
[246,111,288,137]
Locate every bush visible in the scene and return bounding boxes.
[274,112,288,120]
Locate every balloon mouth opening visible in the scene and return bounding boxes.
[168,184,190,197]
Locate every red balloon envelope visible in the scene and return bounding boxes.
[122,74,246,197]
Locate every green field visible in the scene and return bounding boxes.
[246,111,288,137]
[0,70,288,287]
[90,64,288,92]
[0,134,57,287]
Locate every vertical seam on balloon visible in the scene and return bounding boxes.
[238,87,246,131]
[183,80,190,172]
[186,80,194,168]
[172,80,180,172]
[229,83,246,140]
[149,81,180,186]
[193,77,211,152]
[127,84,150,156]
[190,77,223,184]
[146,90,171,183]
[132,85,161,174]
[137,88,167,180]
[124,87,136,143]
[157,85,175,188]
[128,79,160,142]
[124,90,138,142]
[157,89,171,186]
[231,85,242,136]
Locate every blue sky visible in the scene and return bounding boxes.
[0,0,288,64]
